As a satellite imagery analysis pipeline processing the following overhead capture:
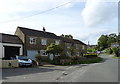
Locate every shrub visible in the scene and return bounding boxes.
[35,53,41,65]
[105,48,113,54]
[112,47,120,57]
[84,54,98,58]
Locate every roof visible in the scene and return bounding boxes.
[59,36,87,45]
[0,33,23,44]
[17,26,59,39]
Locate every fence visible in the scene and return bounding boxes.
[0,59,19,68]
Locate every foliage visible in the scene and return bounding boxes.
[87,48,96,53]
[98,35,108,50]
[112,47,120,57]
[105,48,113,55]
[46,43,63,56]
[97,33,119,50]
[59,53,70,59]
[68,48,76,56]
[112,57,120,59]
[35,51,41,65]
[61,57,102,65]
[84,54,98,58]
[46,43,63,64]
[60,34,73,39]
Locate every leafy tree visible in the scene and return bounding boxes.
[46,43,63,58]
[68,48,76,56]
[60,34,73,39]
[98,35,108,50]
[107,33,117,47]
[35,50,41,65]
[112,47,120,57]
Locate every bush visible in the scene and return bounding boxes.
[105,48,113,54]
[35,54,41,65]
[112,47,120,57]
[84,54,98,58]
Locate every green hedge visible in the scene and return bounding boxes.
[84,54,98,58]
[61,57,102,65]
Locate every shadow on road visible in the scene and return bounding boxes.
[2,67,64,80]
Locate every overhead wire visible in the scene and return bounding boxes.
[0,0,74,23]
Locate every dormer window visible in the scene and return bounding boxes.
[41,39,47,45]
[30,37,36,44]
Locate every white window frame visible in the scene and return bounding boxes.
[76,44,79,49]
[30,37,36,44]
[82,45,85,50]
[41,39,47,45]
[40,50,48,56]
[55,40,60,45]
[67,43,71,48]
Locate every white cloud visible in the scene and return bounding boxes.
[81,0,118,27]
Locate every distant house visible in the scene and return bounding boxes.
[111,43,119,47]
[59,36,87,57]
[0,33,23,59]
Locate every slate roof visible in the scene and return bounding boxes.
[59,36,87,45]
[0,33,23,44]
[18,26,59,39]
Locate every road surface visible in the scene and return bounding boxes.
[2,54,119,82]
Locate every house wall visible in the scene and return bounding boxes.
[15,28,26,55]
[1,43,23,58]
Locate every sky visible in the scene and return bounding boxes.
[0,0,119,45]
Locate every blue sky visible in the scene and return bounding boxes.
[0,0,119,45]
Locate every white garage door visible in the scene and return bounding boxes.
[27,50,38,60]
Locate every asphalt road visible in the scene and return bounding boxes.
[59,54,119,82]
[2,54,119,82]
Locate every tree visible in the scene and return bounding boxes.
[60,34,73,39]
[68,48,76,56]
[112,47,120,57]
[46,43,63,59]
[98,35,108,50]
[35,50,41,65]
[107,33,117,47]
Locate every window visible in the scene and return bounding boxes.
[76,52,79,56]
[30,37,36,44]
[55,40,60,45]
[67,43,71,48]
[76,44,79,49]
[41,39,47,45]
[82,45,85,50]
[40,50,48,56]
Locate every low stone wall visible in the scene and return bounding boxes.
[0,60,19,68]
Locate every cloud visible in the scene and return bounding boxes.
[81,0,118,27]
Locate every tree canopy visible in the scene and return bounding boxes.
[46,43,63,56]
[97,33,119,50]
[60,34,73,39]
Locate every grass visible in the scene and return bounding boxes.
[112,57,120,59]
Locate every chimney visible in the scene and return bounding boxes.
[43,26,46,32]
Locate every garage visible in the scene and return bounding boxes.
[4,46,20,59]
[0,33,23,59]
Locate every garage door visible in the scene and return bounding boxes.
[27,50,38,61]
[4,46,20,60]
